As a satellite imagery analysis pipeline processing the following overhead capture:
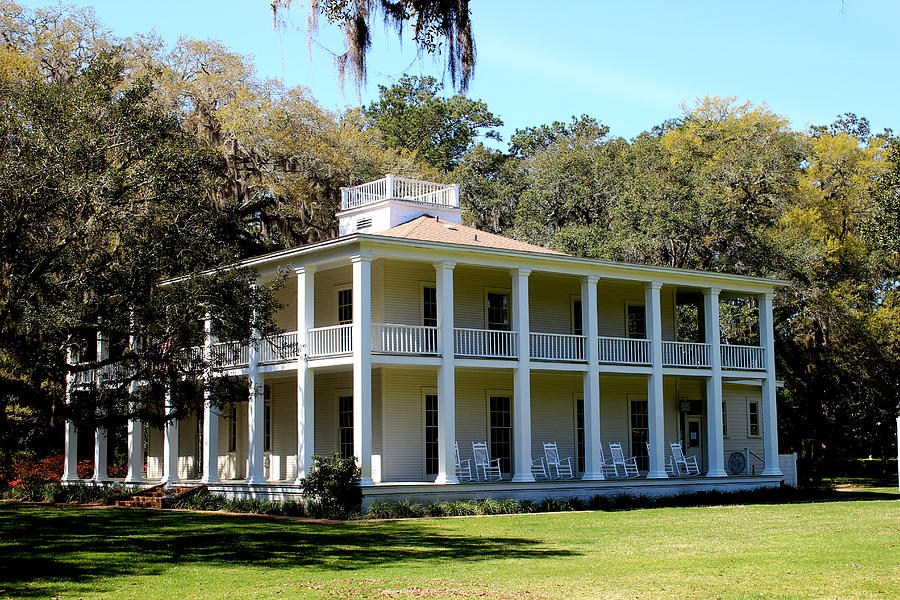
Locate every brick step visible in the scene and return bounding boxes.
[113,483,207,510]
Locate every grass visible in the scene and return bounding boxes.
[1,489,898,599]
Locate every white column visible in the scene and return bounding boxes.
[246,303,265,484]
[581,275,604,480]
[125,318,143,483]
[161,385,180,483]
[93,330,109,482]
[511,268,534,482]
[704,288,727,477]
[351,254,374,485]
[295,265,316,482]
[759,291,782,476]
[435,260,457,484]
[62,347,79,482]
[201,315,220,484]
[645,281,668,479]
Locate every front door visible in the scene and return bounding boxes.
[684,415,703,471]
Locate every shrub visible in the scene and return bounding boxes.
[299,452,362,517]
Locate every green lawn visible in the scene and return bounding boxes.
[1,493,898,600]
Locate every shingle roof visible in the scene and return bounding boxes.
[374,215,564,255]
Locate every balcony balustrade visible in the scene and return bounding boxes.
[662,341,711,368]
[307,324,353,358]
[341,175,458,210]
[720,344,765,371]
[598,336,652,366]
[372,323,440,354]
[260,331,300,364]
[530,332,586,362]
[454,328,517,359]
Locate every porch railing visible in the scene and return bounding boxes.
[597,336,652,365]
[260,331,299,364]
[454,328,517,359]
[530,332,586,361]
[721,344,765,371]
[372,323,439,354]
[212,340,249,369]
[307,324,353,358]
[662,341,710,368]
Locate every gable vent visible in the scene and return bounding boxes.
[356,218,372,231]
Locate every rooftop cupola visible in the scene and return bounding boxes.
[337,174,463,235]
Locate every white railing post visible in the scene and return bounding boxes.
[704,288,727,477]
[200,314,220,484]
[435,260,457,484]
[645,281,668,479]
[582,275,604,480]
[511,268,534,482]
[296,264,316,482]
[385,174,396,199]
[352,254,374,485]
[759,291,782,476]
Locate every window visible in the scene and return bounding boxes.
[338,395,354,458]
[337,288,353,325]
[722,400,728,437]
[748,400,760,437]
[576,396,585,472]
[423,286,437,327]
[228,404,237,452]
[572,298,583,336]
[489,395,512,472]
[424,393,438,476]
[486,292,510,330]
[264,401,272,453]
[627,303,646,338]
[630,398,649,470]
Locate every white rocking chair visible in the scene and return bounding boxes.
[647,442,677,476]
[670,442,700,476]
[543,442,575,479]
[472,442,502,481]
[598,443,618,478]
[531,455,548,480]
[609,442,640,478]
[455,441,473,481]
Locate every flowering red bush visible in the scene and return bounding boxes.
[3,455,126,486]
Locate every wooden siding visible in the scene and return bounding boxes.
[723,384,765,470]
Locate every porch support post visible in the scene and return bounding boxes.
[704,288,727,477]
[62,347,79,482]
[126,316,143,483]
[511,268,534,482]
[93,330,109,482]
[295,265,316,482]
[246,300,265,484]
[201,315,220,484]
[161,385,180,483]
[581,275,604,480]
[435,260,457,484]
[644,281,668,479]
[351,254,374,485]
[759,291,782,476]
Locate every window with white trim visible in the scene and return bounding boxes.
[489,395,512,472]
[722,399,728,437]
[424,391,438,476]
[626,303,646,338]
[338,395,354,458]
[486,292,510,331]
[572,297,583,336]
[422,285,437,327]
[748,399,760,437]
[575,395,585,472]
[228,404,237,453]
[337,288,352,325]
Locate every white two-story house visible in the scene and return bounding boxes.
[63,175,794,503]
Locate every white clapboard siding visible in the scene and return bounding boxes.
[312,371,347,456]
[530,372,583,465]
[146,425,163,479]
[269,380,297,481]
[723,384,765,469]
[380,368,437,481]
[381,259,435,324]
[454,369,512,473]
[273,276,298,332]
[177,413,198,479]
[313,265,352,328]
[529,272,582,335]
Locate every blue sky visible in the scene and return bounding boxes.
[19,1,900,142]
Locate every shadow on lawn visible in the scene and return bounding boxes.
[0,503,576,598]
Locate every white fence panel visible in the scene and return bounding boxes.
[371,323,439,354]
[530,333,586,361]
[454,328,517,358]
[597,336,652,365]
